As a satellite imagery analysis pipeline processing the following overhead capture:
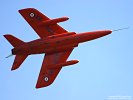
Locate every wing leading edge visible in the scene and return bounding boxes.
[36,49,73,88]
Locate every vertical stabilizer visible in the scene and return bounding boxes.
[4,34,27,70]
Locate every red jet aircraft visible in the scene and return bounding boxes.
[4,8,112,88]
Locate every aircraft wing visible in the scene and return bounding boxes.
[36,49,73,88]
[19,8,67,38]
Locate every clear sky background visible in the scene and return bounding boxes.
[0,0,133,100]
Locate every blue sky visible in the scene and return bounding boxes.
[0,0,133,100]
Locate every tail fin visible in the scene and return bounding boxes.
[11,55,28,70]
[4,34,27,70]
[3,34,25,47]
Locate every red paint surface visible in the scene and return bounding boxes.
[4,8,112,88]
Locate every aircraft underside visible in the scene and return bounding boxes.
[4,8,112,88]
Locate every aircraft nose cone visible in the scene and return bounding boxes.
[97,30,112,37]
[99,30,112,36]
[91,30,112,40]
[104,30,112,35]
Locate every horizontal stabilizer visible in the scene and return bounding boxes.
[11,55,28,70]
[4,34,25,47]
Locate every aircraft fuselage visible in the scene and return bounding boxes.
[12,30,111,55]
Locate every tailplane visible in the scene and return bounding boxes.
[4,34,28,70]
[11,55,28,70]
[3,34,25,47]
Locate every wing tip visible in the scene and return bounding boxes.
[18,8,41,15]
[11,66,18,71]
[35,75,55,89]
[35,82,51,89]
[19,8,36,13]
[35,84,42,89]
[3,34,12,38]
[35,83,49,89]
